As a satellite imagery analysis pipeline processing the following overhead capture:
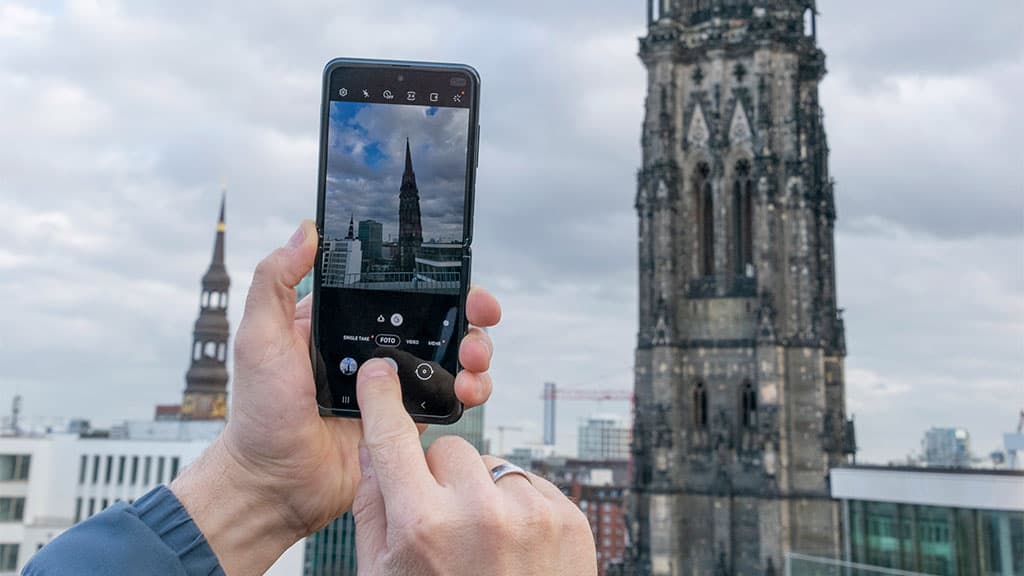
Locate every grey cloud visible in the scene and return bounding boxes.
[0,0,1019,462]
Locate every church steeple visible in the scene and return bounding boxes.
[403,137,416,185]
[397,137,423,272]
[346,213,355,240]
[182,192,231,421]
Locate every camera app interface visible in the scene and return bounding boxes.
[316,69,472,417]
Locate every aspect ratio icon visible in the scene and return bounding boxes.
[429,93,439,103]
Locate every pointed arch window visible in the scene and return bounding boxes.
[694,162,714,277]
[734,160,754,275]
[693,380,708,430]
[741,380,757,429]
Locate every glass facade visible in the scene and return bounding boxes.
[304,512,357,576]
[847,500,1024,576]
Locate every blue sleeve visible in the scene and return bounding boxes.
[23,485,224,576]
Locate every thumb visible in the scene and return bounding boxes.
[238,220,317,341]
[352,443,387,565]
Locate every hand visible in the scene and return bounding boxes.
[353,359,597,576]
[169,220,502,576]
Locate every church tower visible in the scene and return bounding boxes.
[628,1,854,574]
[398,138,424,272]
[182,194,230,421]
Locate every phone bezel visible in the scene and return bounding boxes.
[311,57,480,424]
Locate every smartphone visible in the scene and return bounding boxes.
[310,58,480,424]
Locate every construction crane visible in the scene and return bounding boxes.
[495,425,523,456]
[540,382,634,446]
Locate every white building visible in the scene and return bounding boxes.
[414,243,462,285]
[577,415,631,461]
[0,424,303,575]
[321,236,362,287]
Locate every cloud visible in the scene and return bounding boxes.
[0,0,1019,465]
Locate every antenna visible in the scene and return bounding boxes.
[11,395,21,436]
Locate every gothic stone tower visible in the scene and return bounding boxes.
[182,194,230,420]
[398,138,424,272]
[628,1,854,574]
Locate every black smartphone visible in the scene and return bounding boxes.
[310,58,480,424]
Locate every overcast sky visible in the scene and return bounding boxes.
[0,0,1020,464]
[324,101,467,242]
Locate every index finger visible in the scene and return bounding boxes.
[356,358,436,516]
[466,286,501,328]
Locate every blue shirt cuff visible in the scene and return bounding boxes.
[134,485,225,576]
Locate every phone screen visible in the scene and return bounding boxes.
[312,60,478,423]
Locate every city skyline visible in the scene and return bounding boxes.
[0,1,1019,464]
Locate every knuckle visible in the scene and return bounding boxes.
[403,513,443,550]
[475,501,510,537]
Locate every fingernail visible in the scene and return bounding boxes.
[360,358,396,380]
[286,224,306,249]
[358,442,372,478]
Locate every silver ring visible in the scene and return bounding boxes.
[490,463,531,484]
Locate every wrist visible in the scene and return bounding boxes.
[170,434,303,576]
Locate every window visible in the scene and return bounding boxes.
[78,455,87,484]
[733,160,753,275]
[75,498,82,523]
[117,456,126,485]
[741,381,758,428]
[170,457,180,480]
[131,456,139,485]
[88,498,95,517]
[157,457,165,484]
[0,498,25,521]
[91,455,99,484]
[0,544,18,571]
[104,455,113,484]
[143,456,152,485]
[0,454,31,481]
[693,381,708,429]
[101,498,108,510]
[694,162,715,276]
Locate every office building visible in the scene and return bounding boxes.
[629,1,854,573]
[413,243,462,286]
[922,427,972,468]
[578,415,631,461]
[321,217,363,288]
[357,219,383,265]
[831,466,1024,576]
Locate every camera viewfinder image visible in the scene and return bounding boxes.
[322,101,469,295]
